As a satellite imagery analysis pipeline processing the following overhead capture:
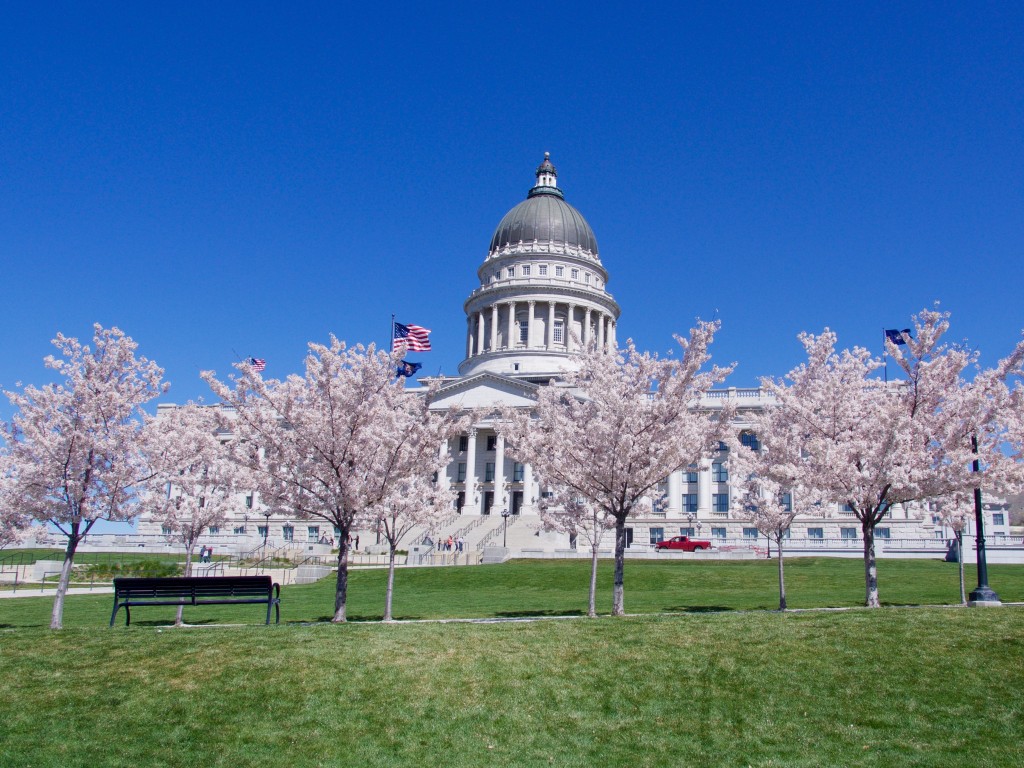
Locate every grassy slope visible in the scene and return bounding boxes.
[2,559,1022,766]
[2,556,1023,628]
[0,610,1021,767]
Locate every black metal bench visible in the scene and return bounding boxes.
[110,575,281,626]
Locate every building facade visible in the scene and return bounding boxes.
[138,154,1012,551]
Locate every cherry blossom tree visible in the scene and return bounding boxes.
[203,337,458,623]
[752,309,1023,608]
[0,451,30,549]
[502,323,735,616]
[368,475,455,621]
[1,325,166,629]
[537,487,616,617]
[932,492,975,604]
[141,403,245,625]
[729,441,813,610]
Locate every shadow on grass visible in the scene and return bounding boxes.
[661,605,737,613]
[494,609,585,618]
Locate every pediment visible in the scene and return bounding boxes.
[428,373,539,411]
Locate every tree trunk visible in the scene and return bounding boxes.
[333,530,350,623]
[175,545,195,627]
[862,521,880,608]
[776,535,787,611]
[50,528,81,630]
[612,516,626,616]
[383,546,397,622]
[588,543,599,618]
[957,530,966,605]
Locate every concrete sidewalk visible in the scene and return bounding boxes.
[0,586,113,599]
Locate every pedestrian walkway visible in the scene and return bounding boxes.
[0,586,114,599]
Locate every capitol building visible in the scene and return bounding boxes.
[138,155,1012,554]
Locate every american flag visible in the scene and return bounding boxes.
[248,357,267,372]
[392,322,432,352]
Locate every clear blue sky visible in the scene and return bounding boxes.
[2,2,1023,419]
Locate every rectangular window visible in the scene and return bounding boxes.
[992,513,1005,526]
[712,462,728,483]
[711,527,727,540]
[808,527,824,539]
[334,527,342,539]
[522,265,531,276]
[486,435,497,451]
[841,528,858,540]
[458,435,468,452]
[233,526,246,535]
[161,524,173,536]
[457,463,466,482]
[781,493,793,512]
[519,322,529,344]
[934,530,946,539]
[684,494,698,512]
[308,526,320,542]
[742,527,759,540]
[245,494,253,509]
[553,319,565,344]
[571,268,580,280]
[713,493,729,513]
[680,527,694,536]
[282,525,294,542]
[512,462,524,482]
[539,264,548,276]
[840,503,855,516]
[649,527,664,545]
[257,525,268,539]
[875,527,891,539]
[740,432,761,451]
[555,265,564,277]
[584,272,591,283]
[485,462,495,482]
[686,470,698,483]
[208,526,219,535]
[456,491,465,510]
[507,266,515,278]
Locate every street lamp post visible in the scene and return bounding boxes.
[969,435,1000,606]
[502,509,511,547]
[263,511,272,556]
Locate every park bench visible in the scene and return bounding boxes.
[110,575,281,626]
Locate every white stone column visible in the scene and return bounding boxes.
[667,469,682,517]
[490,305,499,352]
[609,320,616,348]
[584,307,592,348]
[506,301,515,350]
[698,461,712,515]
[523,462,535,515]
[527,301,536,348]
[476,311,485,356]
[567,304,576,352]
[547,301,556,350]
[465,429,478,514]
[495,433,506,513]
[466,317,474,358]
[438,440,451,492]
[598,312,606,350]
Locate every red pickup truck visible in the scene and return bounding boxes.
[654,535,712,552]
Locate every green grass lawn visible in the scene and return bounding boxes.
[1,558,1023,767]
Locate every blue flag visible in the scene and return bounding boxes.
[884,329,911,345]
[396,361,422,377]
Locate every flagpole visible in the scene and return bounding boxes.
[391,314,396,357]
[882,329,888,383]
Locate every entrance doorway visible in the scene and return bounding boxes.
[511,491,523,515]
[483,491,494,515]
